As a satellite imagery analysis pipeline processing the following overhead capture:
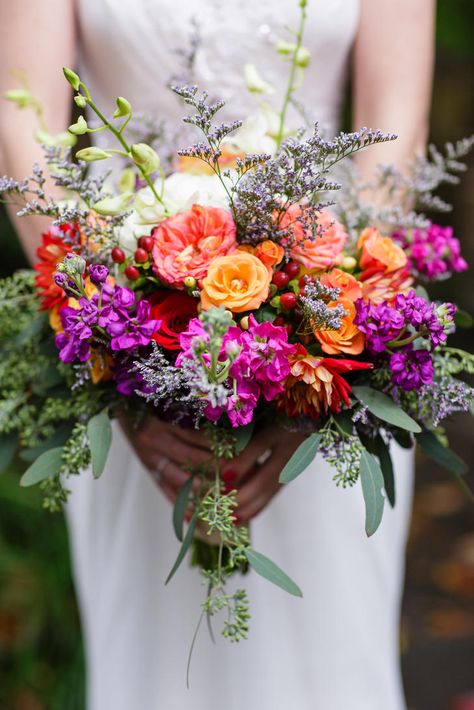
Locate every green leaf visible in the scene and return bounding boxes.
[173,475,195,542]
[19,423,73,463]
[415,285,430,301]
[234,422,254,454]
[279,433,321,484]
[416,430,468,476]
[373,435,396,507]
[352,386,421,433]
[254,306,276,323]
[166,512,198,585]
[454,309,473,329]
[13,313,47,346]
[245,548,303,597]
[0,432,18,474]
[333,410,354,435]
[359,448,385,536]
[20,447,64,487]
[87,410,112,479]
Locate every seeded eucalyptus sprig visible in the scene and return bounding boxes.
[63,67,167,216]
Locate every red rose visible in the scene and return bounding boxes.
[149,291,199,350]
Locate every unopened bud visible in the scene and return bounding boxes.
[341,256,357,271]
[68,115,88,135]
[295,47,311,68]
[244,64,275,95]
[276,40,297,57]
[130,143,160,174]
[63,67,81,91]
[76,146,110,162]
[92,193,133,216]
[113,96,132,118]
[4,88,32,107]
[240,316,249,330]
[74,94,87,108]
[118,168,136,193]
[184,276,197,289]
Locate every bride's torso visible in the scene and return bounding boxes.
[77,0,360,134]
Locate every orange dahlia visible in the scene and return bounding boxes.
[34,223,82,311]
[276,345,373,420]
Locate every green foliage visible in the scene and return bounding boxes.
[245,548,303,596]
[279,432,321,483]
[359,449,386,537]
[352,386,421,433]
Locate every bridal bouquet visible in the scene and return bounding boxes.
[1,0,473,652]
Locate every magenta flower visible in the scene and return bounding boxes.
[392,223,468,281]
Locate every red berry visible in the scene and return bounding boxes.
[138,236,154,252]
[273,316,286,327]
[134,247,148,263]
[271,271,290,289]
[111,247,126,264]
[124,265,140,281]
[298,275,307,288]
[284,261,300,279]
[280,292,297,310]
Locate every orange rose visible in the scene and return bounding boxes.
[359,266,413,305]
[314,297,364,355]
[357,227,407,273]
[320,268,362,302]
[254,240,285,267]
[201,252,272,313]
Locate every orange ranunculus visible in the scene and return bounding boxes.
[177,144,244,175]
[276,344,373,419]
[152,204,237,288]
[357,227,407,273]
[320,268,362,302]
[314,297,364,355]
[280,205,347,271]
[254,240,285,268]
[359,265,413,305]
[200,251,272,313]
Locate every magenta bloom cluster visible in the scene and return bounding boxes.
[354,290,455,391]
[392,222,468,281]
[178,315,296,427]
[56,266,160,363]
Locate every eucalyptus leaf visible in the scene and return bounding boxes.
[416,430,468,476]
[352,386,421,433]
[173,474,195,542]
[87,410,112,479]
[279,433,321,484]
[454,309,473,329]
[166,512,198,585]
[234,422,254,454]
[20,447,64,487]
[20,423,74,463]
[359,448,385,536]
[0,432,18,474]
[245,548,302,597]
[373,435,395,507]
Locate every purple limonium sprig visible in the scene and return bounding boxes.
[392,222,468,281]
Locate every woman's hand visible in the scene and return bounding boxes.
[120,415,212,504]
[224,425,305,524]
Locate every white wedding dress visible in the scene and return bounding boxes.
[66,1,414,708]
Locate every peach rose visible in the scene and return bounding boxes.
[359,266,414,305]
[201,251,272,313]
[177,144,244,175]
[357,227,407,273]
[314,297,364,355]
[281,205,347,271]
[255,240,285,267]
[152,204,237,287]
[320,268,362,302]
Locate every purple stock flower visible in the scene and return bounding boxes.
[226,381,259,427]
[88,264,109,285]
[389,349,434,391]
[55,306,93,363]
[392,223,468,280]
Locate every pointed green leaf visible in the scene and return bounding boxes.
[352,386,421,433]
[0,432,18,474]
[87,410,112,478]
[20,423,73,463]
[359,448,385,536]
[234,422,254,454]
[245,548,302,597]
[373,435,396,507]
[416,430,468,476]
[20,447,64,487]
[454,309,473,329]
[279,433,321,484]
[166,512,198,585]
[173,474,195,542]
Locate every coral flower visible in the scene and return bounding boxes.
[359,266,413,305]
[281,205,347,271]
[314,297,365,355]
[320,268,362,302]
[177,144,244,175]
[201,251,272,313]
[34,223,82,311]
[152,204,237,287]
[277,344,373,419]
[357,227,407,273]
[254,240,285,267]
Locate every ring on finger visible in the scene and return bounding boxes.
[152,456,170,483]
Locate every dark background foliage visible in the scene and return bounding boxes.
[0,2,473,707]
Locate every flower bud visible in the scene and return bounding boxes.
[244,64,275,95]
[53,272,68,288]
[113,96,132,118]
[92,193,133,216]
[276,40,297,57]
[4,88,32,108]
[184,276,197,289]
[341,256,357,271]
[74,94,87,108]
[35,130,76,148]
[68,115,89,136]
[118,168,136,193]
[240,316,249,330]
[130,143,160,175]
[88,264,109,285]
[295,47,311,68]
[76,146,111,162]
[63,67,81,90]
[61,253,86,277]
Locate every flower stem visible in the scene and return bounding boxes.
[276,3,307,148]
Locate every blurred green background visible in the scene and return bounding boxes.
[1,2,473,708]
